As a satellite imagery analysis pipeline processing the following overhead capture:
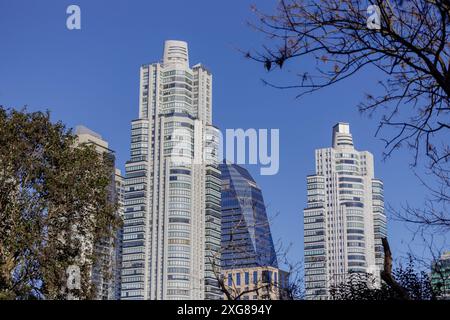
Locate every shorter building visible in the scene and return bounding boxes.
[75,125,123,300]
[431,251,450,299]
[222,266,289,300]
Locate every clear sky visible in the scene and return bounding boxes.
[0,0,446,268]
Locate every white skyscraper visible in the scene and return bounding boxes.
[303,123,386,299]
[120,41,221,300]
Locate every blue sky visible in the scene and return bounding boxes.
[0,0,446,268]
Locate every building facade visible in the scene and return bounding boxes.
[220,163,278,269]
[303,123,386,299]
[75,125,123,300]
[222,266,289,300]
[120,40,221,300]
[220,163,286,299]
[113,169,125,300]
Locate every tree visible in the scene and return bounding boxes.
[330,266,437,300]
[389,164,449,235]
[0,106,120,299]
[247,0,450,234]
[330,259,439,300]
[329,237,447,300]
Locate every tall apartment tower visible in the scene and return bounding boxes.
[303,123,386,299]
[120,40,222,300]
[75,125,123,300]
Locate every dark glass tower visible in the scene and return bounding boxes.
[219,163,278,270]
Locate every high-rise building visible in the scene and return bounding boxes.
[220,163,287,300]
[120,40,221,300]
[113,169,125,300]
[220,163,278,269]
[431,251,450,299]
[75,125,123,300]
[204,158,223,300]
[303,123,386,300]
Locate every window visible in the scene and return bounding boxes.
[245,272,249,285]
[262,270,271,283]
[228,274,233,287]
[236,273,241,286]
[253,271,258,284]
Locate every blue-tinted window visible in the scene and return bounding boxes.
[228,274,233,286]
[253,271,258,284]
[219,164,278,270]
[245,272,249,285]
[236,273,241,286]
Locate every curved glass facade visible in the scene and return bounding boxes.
[219,163,278,270]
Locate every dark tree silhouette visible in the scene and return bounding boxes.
[330,261,438,300]
[247,0,450,235]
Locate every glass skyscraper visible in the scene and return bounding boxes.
[303,123,387,299]
[219,163,278,269]
[219,163,289,300]
[120,41,221,300]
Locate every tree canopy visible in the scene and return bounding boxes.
[0,107,119,299]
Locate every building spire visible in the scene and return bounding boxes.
[163,40,189,67]
[332,122,354,148]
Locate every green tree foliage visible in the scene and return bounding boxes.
[0,107,120,299]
